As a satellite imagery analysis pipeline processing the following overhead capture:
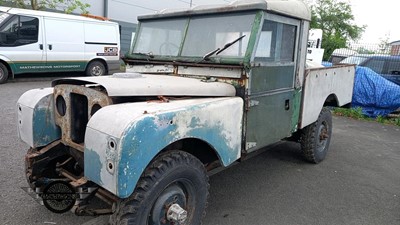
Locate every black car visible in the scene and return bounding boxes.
[341,54,400,85]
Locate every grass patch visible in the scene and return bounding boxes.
[333,107,400,126]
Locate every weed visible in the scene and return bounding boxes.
[333,107,400,127]
[376,115,385,123]
[333,107,367,120]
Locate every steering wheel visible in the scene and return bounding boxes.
[159,42,179,55]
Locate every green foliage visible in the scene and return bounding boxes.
[333,107,400,126]
[378,35,391,54]
[333,107,366,120]
[394,118,400,126]
[376,115,385,123]
[10,0,90,14]
[310,0,366,60]
[38,0,90,14]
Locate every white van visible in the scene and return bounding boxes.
[0,7,120,83]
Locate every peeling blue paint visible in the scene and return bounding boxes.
[32,98,61,147]
[85,149,103,185]
[117,104,241,198]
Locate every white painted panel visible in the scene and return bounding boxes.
[84,22,118,44]
[44,17,85,61]
[17,88,54,147]
[300,65,355,128]
[55,74,236,97]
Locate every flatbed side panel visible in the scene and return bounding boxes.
[300,65,355,128]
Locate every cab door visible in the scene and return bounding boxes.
[245,13,300,153]
[0,14,45,74]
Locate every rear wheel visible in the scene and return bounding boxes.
[86,61,106,76]
[110,150,209,225]
[0,63,9,84]
[300,107,332,163]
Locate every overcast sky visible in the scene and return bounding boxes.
[350,0,400,43]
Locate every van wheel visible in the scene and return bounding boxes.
[0,63,9,84]
[110,150,209,225]
[86,61,106,76]
[300,107,332,163]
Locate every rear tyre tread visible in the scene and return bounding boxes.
[0,63,9,84]
[300,107,332,164]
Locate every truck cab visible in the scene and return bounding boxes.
[17,0,355,224]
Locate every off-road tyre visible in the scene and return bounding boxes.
[300,107,332,163]
[85,61,106,76]
[110,150,209,225]
[0,62,9,84]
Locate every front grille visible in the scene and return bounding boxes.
[53,84,113,151]
[70,93,88,144]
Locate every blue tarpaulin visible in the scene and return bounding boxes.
[351,66,400,117]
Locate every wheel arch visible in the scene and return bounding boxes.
[300,93,340,129]
[323,93,339,107]
[85,58,108,74]
[158,137,223,170]
[115,134,237,199]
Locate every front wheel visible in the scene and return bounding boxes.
[110,150,209,225]
[300,107,332,163]
[0,63,9,84]
[85,61,106,76]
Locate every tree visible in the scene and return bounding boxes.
[378,34,390,54]
[13,0,90,14]
[310,0,365,60]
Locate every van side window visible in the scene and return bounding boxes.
[255,20,297,62]
[0,15,39,47]
[387,60,400,75]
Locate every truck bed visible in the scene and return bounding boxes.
[300,64,355,128]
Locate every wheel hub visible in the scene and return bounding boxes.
[92,66,102,76]
[150,185,187,225]
[317,122,329,152]
[167,203,187,224]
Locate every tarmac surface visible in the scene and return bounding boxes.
[0,78,399,225]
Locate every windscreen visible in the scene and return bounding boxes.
[341,56,368,65]
[133,18,186,56]
[181,13,255,57]
[0,12,10,25]
[133,12,255,59]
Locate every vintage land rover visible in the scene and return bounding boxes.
[17,0,355,224]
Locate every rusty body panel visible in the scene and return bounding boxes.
[53,84,112,151]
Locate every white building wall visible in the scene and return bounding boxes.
[84,0,232,23]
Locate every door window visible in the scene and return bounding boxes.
[386,59,400,75]
[0,15,39,47]
[255,20,297,62]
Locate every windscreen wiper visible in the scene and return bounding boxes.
[202,34,246,61]
[134,52,154,58]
